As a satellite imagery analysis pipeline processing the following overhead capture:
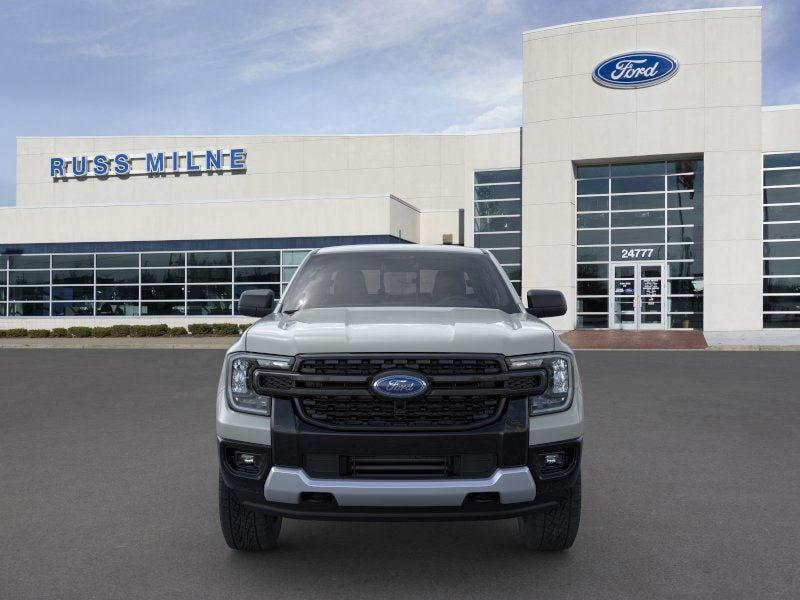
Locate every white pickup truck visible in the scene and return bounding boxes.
[216,244,583,551]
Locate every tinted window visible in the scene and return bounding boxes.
[281,251,518,312]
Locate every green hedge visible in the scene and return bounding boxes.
[0,323,247,338]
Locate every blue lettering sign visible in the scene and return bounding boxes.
[593,52,678,89]
[171,151,180,171]
[205,149,221,170]
[113,153,130,175]
[50,158,65,177]
[230,148,246,170]
[93,154,109,176]
[186,150,200,172]
[146,152,165,173]
[72,156,88,177]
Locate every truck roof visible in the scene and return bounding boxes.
[316,244,485,255]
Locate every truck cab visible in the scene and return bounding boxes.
[216,244,583,550]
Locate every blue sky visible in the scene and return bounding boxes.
[1,0,798,206]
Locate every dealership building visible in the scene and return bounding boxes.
[2,6,799,334]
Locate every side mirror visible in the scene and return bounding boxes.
[526,289,567,318]
[238,289,275,318]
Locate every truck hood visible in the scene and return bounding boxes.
[244,307,555,356]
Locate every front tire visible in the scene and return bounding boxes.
[219,473,282,551]
[517,472,581,551]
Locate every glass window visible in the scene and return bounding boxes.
[577,196,608,212]
[141,285,185,300]
[611,176,663,194]
[187,285,232,300]
[577,246,609,262]
[577,230,608,245]
[667,160,701,174]
[234,284,280,299]
[96,286,139,301]
[502,265,521,281]
[234,267,280,283]
[9,255,49,269]
[141,268,185,284]
[577,281,608,295]
[669,297,703,312]
[577,264,608,279]
[141,253,185,268]
[575,165,608,178]
[668,279,702,295]
[764,153,800,168]
[764,205,800,222]
[234,251,280,266]
[283,250,311,266]
[764,259,800,276]
[474,216,521,232]
[764,314,800,327]
[9,271,50,285]
[577,298,608,312]
[474,170,520,184]
[187,267,231,283]
[667,191,702,209]
[667,209,698,226]
[187,251,231,267]
[764,223,800,240]
[611,194,664,211]
[486,248,521,264]
[576,179,608,195]
[763,188,800,204]
[10,287,50,301]
[577,212,608,229]
[764,241,800,258]
[763,278,800,294]
[96,253,138,268]
[187,302,232,315]
[611,162,664,177]
[670,314,703,329]
[141,302,185,316]
[474,200,521,217]
[764,169,800,187]
[52,254,93,269]
[577,314,608,328]
[282,267,298,281]
[611,228,664,244]
[52,270,93,285]
[474,232,521,248]
[669,262,696,277]
[611,211,664,228]
[96,269,138,284]
[96,302,139,316]
[667,244,694,261]
[53,286,94,301]
[667,174,698,191]
[474,184,521,200]
[667,227,695,244]
[52,302,94,317]
[763,296,800,312]
[9,302,49,316]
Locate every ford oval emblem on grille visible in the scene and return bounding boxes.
[370,373,429,399]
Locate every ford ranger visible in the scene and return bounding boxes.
[216,244,583,551]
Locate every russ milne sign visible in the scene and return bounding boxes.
[592,52,678,89]
[50,148,246,179]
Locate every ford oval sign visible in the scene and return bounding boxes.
[370,373,429,399]
[592,52,678,89]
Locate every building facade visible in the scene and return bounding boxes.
[2,6,799,333]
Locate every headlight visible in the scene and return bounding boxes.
[225,353,292,415]
[507,353,573,416]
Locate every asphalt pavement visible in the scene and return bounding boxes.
[1,349,798,599]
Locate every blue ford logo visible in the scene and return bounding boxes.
[593,52,678,89]
[371,373,429,399]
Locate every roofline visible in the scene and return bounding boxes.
[763,104,800,112]
[522,5,761,36]
[316,244,483,254]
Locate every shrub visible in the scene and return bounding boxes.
[130,325,148,337]
[27,329,51,338]
[109,324,132,337]
[4,328,28,337]
[146,324,169,337]
[188,323,213,336]
[68,326,92,338]
[91,327,113,338]
[168,326,188,336]
[0,330,5,338]
[212,323,240,336]
[51,328,69,338]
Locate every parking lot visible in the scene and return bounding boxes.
[1,349,798,599]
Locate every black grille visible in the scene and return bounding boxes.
[297,396,501,430]
[296,356,502,377]
[255,373,293,392]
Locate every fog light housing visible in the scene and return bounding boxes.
[233,450,263,475]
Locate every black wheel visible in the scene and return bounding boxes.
[517,472,581,551]
[219,473,282,551]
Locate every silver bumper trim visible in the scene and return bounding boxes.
[263,466,536,507]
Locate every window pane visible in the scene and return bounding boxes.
[52,302,93,316]
[52,270,93,284]
[764,314,800,327]
[234,284,280,299]
[187,301,232,315]
[486,248,521,264]
[474,216,521,232]
[577,281,608,295]
[763,188,800,204]
[764,223,800,240]
[576,179,608,195]
[52,254,93,269]
[667,174,698,191]
[474,184,521,200]
[283,250,311,266]
[187,267,231,283]
[96,269,138,284]
[10,287,50,301]
[577,230,608,245]
[141,253,185,268]
[96,302,139,316]
[187,251,231,266]
[763,278,800,293]
[611,176,663,194]
[576,165,608,178]
[187,285,232,300]
[577,213,608,228]
[474,200,521,216]
[234,267,280,283]
[669,297,703,312]
[611,194,663,210]
[8,302,49,316]
[764,153,800,168]
[667,160,702,174]
[577,297,608,312]
[234,251,280,266]
[577,314,608,328]
[764,259,800,276]
[669,262,696,277]
[611,210,664,227]
[141,285,185,300]
[474,232,521,248]
[667,209,699,226]
[502,265,521,281]
[764,170,800,187]
[668,279,702,295]
[282,267,298,281]
[667,245,694,260]
[9,255,48,269]
[764,205,800,222]
[667,191,702,209]
[577,196,608,212]
[141,268,185,284]
[96,254,138,268]
[611,228,664,244]
[577,246,609,262]
[0,271,5,285]
[670,314,703,328]
[474,170,520,184]
[577,264,608,278]
[141,302,185,316]
[611,162,664,177]
[53,286,94,301]
[763,296,800,312]
[764,241,800,258]
[10,271,50,285]
[668,227,695,243]
[96,286,139,301]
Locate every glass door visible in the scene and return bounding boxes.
[611,262,666,330]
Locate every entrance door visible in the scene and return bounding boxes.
[610,262,666,330]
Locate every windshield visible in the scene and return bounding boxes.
[281,250,519,313]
